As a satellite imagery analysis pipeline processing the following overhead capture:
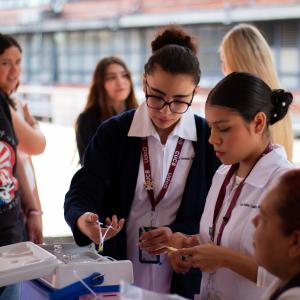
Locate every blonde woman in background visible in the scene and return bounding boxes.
[220,23,294,161]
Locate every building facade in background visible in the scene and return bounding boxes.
[1,0,300,128]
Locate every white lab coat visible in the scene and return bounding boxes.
[127,102,197,293]
[260,278,300,300]
[197,145,293,300]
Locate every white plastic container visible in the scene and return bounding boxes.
[0,242,57,287]
[0,242,133,289]
[39,243,133,289]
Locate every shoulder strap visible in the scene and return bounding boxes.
[270,273,300,300]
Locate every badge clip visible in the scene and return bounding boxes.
[144,179,154,191]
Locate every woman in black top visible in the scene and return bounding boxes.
[0,33,44,300]
[75,57,138,164]
[0,91,23,299]
[0,92,23,246]
[0,33,44,245]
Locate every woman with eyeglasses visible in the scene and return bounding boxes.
[64,25,219,299]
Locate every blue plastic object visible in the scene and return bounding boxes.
[31,272,119,300]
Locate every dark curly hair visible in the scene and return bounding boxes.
[144,25,201,85]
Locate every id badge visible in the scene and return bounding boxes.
[138,226,160,264]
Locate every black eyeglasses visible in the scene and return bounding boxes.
[145,81,195,114]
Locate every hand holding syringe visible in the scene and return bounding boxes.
[97,219,122,252]
[76,212,125,251]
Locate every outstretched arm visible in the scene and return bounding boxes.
[175,243,258,283]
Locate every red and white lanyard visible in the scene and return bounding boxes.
[210,143,273,245]
[141,137,185,212]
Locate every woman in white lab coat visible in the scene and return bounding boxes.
[253,168,300,300]
[168,72,294,300]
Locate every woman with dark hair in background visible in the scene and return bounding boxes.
[253,168,300,300]
[168,72,294,300]
[65,25,220,299]
[0,33,45,299]
[0,33,44,243]
[75,56,138,165]
[0,33,44,244]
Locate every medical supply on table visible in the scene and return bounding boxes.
[0,242,133,300]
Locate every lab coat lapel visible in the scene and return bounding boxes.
[119,136,141,219]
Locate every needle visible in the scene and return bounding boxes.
[166,246,178,252]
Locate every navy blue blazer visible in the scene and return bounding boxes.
[64,109,220,299]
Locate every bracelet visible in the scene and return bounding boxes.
[27,209,43,217]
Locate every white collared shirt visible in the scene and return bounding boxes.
[260,277,300,300]
[198,145,293,300]
[126,101,197,293]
